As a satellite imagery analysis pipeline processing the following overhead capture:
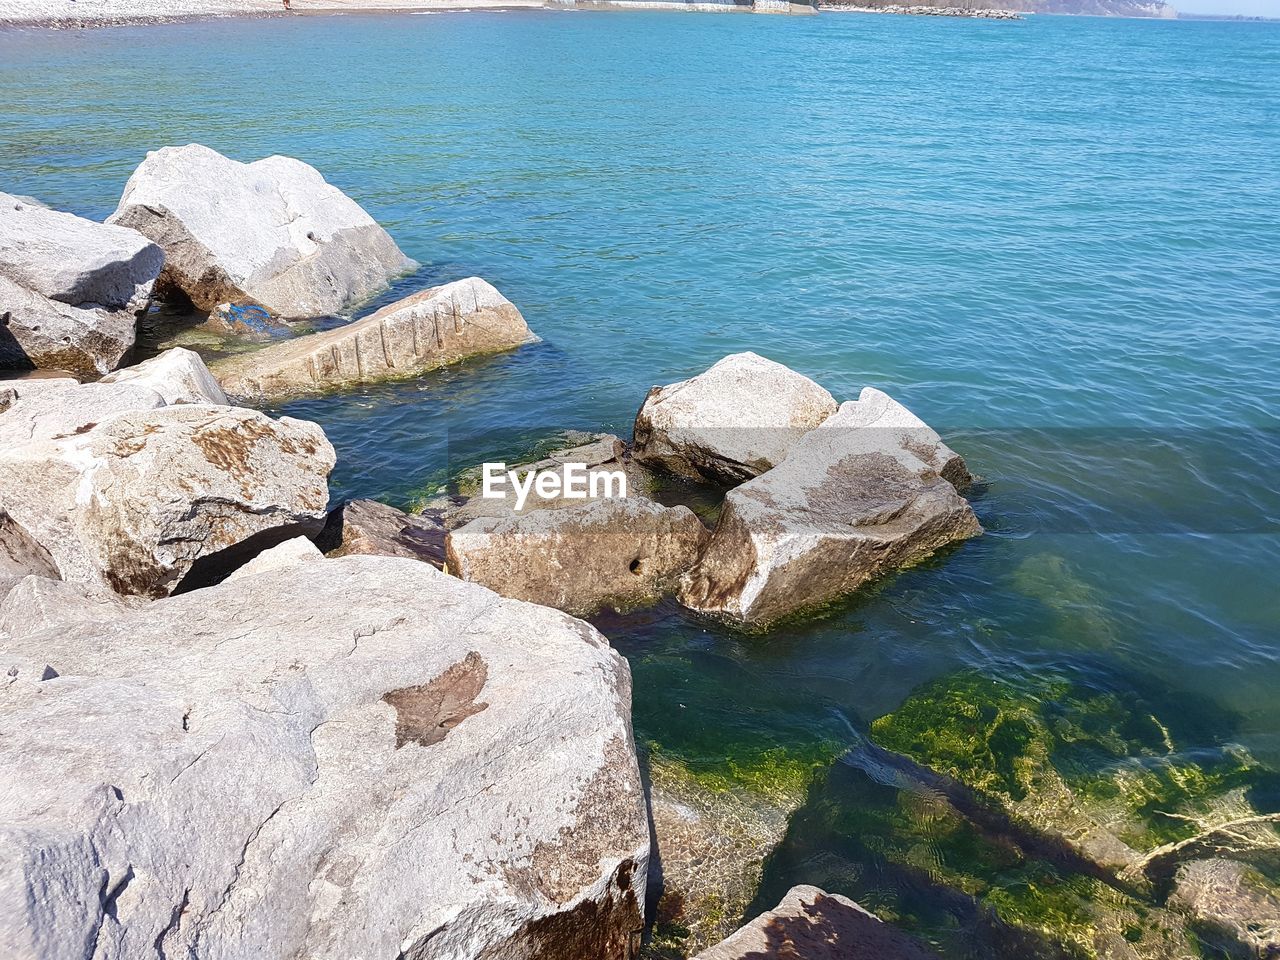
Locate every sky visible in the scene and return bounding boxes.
[1179,0,1280,14]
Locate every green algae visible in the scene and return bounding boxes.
[868,669,1276,864]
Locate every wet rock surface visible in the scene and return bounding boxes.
[1170,858,1280,958]
[108,143,412,318]
[0,555,649,960]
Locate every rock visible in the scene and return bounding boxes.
[108,144,413,318]
[211,277,535,400]
[0,575,136,641]
[646,753,818,955]
[0,277,140,378]
[0,382,334,597]
[433,432,653,530]
[693,885,942,960]
[100,347,229,405]
[1170,859,1280,958]
[869,670,1280,891]
[226,536,322,582]
[318,498,446,569]
[0,373,79,414]
[0,554,649,959]
[633,353,838,485]
[0,193,163,375]
[446,497,708,616]
[679,393,980,627]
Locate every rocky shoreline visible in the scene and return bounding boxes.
[3,145,1275,959]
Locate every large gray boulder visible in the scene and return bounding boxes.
[693,885,942,960]
[633,352,838,484]
[446,496,708,616]
[679,390,981,627]
[0,575,137,642]
[0,193,163,375]
[0,371,334,597]
[108,144,413,318]
[0,555,649,960]
[211,277,535,400]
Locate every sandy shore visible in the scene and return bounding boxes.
[0,0,549,29]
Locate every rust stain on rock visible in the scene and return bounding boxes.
[382,651,489,748]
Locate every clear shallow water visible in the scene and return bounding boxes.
[3,10,1279,956]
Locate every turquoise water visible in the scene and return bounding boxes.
[3,10,1280,956]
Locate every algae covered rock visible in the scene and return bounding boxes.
[868,670,1280,884]
[643,737,843,957]
[1170,858,1280,958]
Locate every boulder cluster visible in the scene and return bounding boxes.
[2,146,990,959]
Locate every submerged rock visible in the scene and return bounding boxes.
[633,352,838,484]
[693,884,942,960]
[679,391,980,627]
[1170,858,1280,958]
[0,371,334,597]
[211,277,535,400]
[319,498,446,569]
[867,669,1280,958]
[0,554,649,959]
[0,192,163,375]
[646,751,825,956]
[108,143,412,317]
[446,496,708,616]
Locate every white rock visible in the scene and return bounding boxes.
[0,383,334,597]
[0,555,649,959]
[633,352,838,484]
[211,277,535,400]
[226,536,321,581]
[100,347,229,405]
[0,575,136,642]
[108,144,414,318]
[0,193,163,375]
[680,392,981,627]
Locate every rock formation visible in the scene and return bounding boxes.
[679,389,981,627]
[0,192,163,375]
[0,352,334,597]
[108,144,413,317]
[693,885,942,959]
[211,277,535,400]
[447,497,708,616]
[633,352,838,485]
[318,498,447,569]
[0,555,649,959]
